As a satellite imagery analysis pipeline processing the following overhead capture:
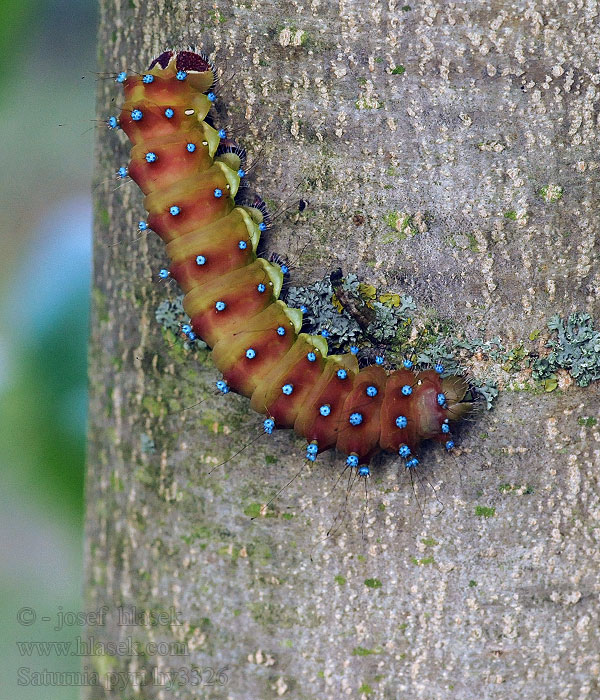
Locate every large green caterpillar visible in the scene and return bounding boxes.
[112,49,472,476]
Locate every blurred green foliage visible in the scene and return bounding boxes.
[0,1,97,697]
[1,294,88,527]
[0,2,35,93]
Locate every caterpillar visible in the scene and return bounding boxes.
[111,49,473,478]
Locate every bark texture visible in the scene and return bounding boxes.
[88,1,600,698]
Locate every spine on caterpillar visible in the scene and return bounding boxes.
[115,49,472,474]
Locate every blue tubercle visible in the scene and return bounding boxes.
[182,324,192,334]
[437,393,446,406]
[306,442,318,457]
[346,454,359,468]
[238,169,245,178]
[116,71,127,83]
[321,329,329,337]
[207,92,216,102]
[358,466,370,477]
[445,440,455,450]
[337,369,347,380]
[159,269,169,279]
[145,152,157,163]
[403,359,413,369]
[281,264,289,275]
[406,457,419,469]
[196,255,206,265]
[349,412,363,426]
[366,385,378,397]
[398,444,411,458]
[138,221,148,231]
[142,74,154,83]
[215,301,226,311]
[258,222,267,231]
[170,205,181,216]
[350,346,359,355]
[214,188,223,198]
[117,166,128,179]
[245,348,256,359]
[395,415,407,429]
[375,355,384,365]
[257,283,266,293]
[441,423,450,434]
[218,128,227,139]
[164,108,175,118]
[263,418,275,434]
[216,380,229,394]
[435,363,444,374]
[277,326,286,336]
[401,385,413,396]
[307,352,316,362]
[187,143,196,152]
[282,384,294,395]
[107,116,119,129]
[319,404,331,416]
[131,109,143,121]
[187,332,197,341]
[238,240,247,250]
[176,70,187,80]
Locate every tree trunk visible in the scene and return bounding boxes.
[88,2,600,698]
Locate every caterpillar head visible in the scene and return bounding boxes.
[441,375,473,422]
[174,50,213,74]
[148,49,212,75]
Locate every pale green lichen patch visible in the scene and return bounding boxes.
[383,211,426,241]
[180,525,212,544]
[141,395,164,418]
[110,470,124,492]
[287,273,415,348]
[355,95,384,109]
[244,502,266,518]
[364,578,382,588]
[247,601,302,628]
[276,24,309,47]
[540,376,558,392]
[411,556,435,566]
[475,505,496,518]
[352,646,382,656]
[502,345,527,372]
[447,232,479,252]
[92,287,109,324]
[207,8,227,23]
[539,184,564,202]
[140,433,156,454]
[532,313,600,387]
[99,207,110,228]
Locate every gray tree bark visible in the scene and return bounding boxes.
[88,1,600,698]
